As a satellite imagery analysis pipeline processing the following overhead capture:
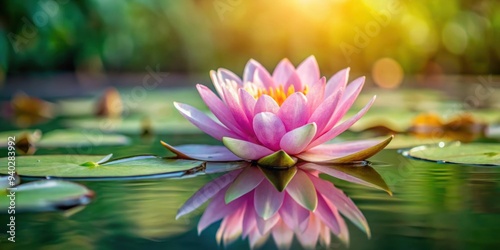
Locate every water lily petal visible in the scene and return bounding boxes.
[335,209,350,246]
[278,92,308,131]
[239,88,257,122]
[160,141,241,161]
[197,84,247,137]
[272,58,295,84]
[286,170,318,211]
[296,214,321,249]
[309,174,370,237]
[242,196,257,238]
[271,221,294,250]
[256,210,280,235]
[243,59,269,87]
[176,170,241,219]
[248,226,269,249]
[296,55,320,86]
[308,89,342,133]
[174,102,240,140]
[280,123,317,155]
[220,207,245,246]
[254,65,276,89]
[210,70,226,99]
[315,190,340,234]
[225,166,265,203]
[253,112,286,151]
[244,59,264,83]
[254,178,285,220]
[299,136,393,163]
[283,70,303,92]
[221,86,253,133]
[319,224,332,247]
[306,77,326,113]
[222,137,274,160]
[198,187,245,234]
[254,94,280,115]
[322,76,366,134]
[218,68,242,86]
[279,194,310,232]
[308,96,376,149]
[325,67,350,97]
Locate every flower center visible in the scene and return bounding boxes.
[250,85,309,106]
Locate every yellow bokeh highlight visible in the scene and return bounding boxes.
[372,58,404,89]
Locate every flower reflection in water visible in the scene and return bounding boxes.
[177,162,391,249]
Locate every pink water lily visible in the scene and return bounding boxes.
[176,165,372,249]
[162,56,392,166]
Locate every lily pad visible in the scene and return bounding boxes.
[0,176,94,212]
[63,117,199,135]
[37,129,130,147]
[403,142,500,166]
[0,154,205,180]
[348,109,417,132]
[373,135,452,149]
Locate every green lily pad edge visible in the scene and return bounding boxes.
[403,142,500,167]
[0,154,207,181]
[0,175,94,213]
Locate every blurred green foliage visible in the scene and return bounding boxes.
[1,0,499,81]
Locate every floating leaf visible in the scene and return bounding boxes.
[371,135,451,149]
[37,129,130,147]
[63,116,199,135]
[0,155,205,180]
[404,142,500,166]
[348,109,416,132]
[0,176,93,212]
[57,97,95,117]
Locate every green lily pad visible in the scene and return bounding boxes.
[63,116,199,135]
[347,109,417,132]
[374,135,452,149]
[0,155,205,180]
[0,176,94,212]
[58,88,207,117]
[57,97,95,117]
[0,129,130,148]
[37,129,130,147]
[404,142,500,166]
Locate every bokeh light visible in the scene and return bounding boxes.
[372,58,404,89]
[0,0,498,84]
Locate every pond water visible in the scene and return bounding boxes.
[1,132,499,249]
[1,81,499,249]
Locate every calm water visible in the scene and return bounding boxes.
[1,81,500,249]
[1,131,499,250]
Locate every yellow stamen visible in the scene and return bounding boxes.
[249,84,309,106]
